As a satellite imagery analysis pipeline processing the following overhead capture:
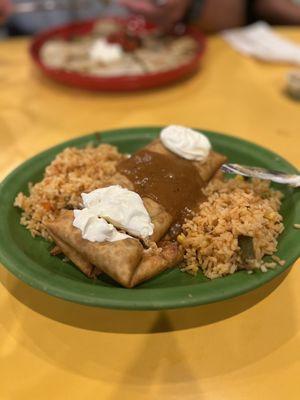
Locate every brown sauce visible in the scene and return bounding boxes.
[117,149,205,237]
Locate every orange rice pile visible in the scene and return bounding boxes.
[14,144,124,240]
[179,177,284,278]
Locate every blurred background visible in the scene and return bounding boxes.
[1,0,300,38]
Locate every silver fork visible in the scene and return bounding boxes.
[221,163,300,187]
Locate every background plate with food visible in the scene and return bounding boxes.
[30,17,206,91]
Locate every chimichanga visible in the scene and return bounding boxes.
[46,210,182,288]
[46,211,143,287]
[46,137,227,287]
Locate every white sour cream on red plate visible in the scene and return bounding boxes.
[89,39,123,64]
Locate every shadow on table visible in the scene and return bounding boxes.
[1,266,298,388]
[0,266,291,334]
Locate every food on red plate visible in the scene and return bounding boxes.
[40,20,199,77]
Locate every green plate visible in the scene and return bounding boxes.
[0,127,299,310]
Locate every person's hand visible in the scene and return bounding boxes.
[119,0,192,32]
[0,0,12,24]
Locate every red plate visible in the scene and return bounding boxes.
[30,17,206,91]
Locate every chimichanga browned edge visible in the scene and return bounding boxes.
[46,210,183,288]
[46,211,144,287]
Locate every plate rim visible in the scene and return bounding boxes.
[0,127,299,310]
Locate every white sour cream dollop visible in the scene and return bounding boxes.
[89,39,123,64]
[73,208,129,243]
[160,125,211,161]
[73,185,154,242]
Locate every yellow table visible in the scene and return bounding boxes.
[0,29,300,400]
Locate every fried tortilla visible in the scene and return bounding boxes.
[129,241,183,288]
[145,139,227,182]
[46,210,182,288]
[49,230,100,278]
[46,210,144,287]
[143,197,173,243]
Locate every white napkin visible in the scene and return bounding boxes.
[221,21,300,65]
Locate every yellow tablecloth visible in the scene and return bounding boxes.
[0,28,300,400]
